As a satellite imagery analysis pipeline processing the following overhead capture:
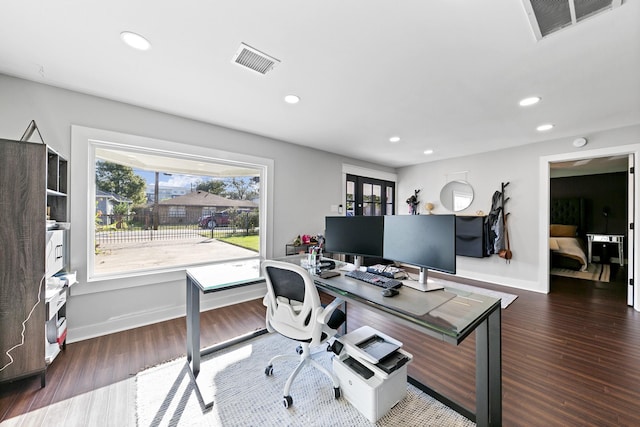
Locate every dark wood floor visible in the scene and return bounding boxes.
[2,269,639,426]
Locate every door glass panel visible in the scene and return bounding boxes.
[346,180,355,216]
[362,183,372,215]
[362,183,382,216]
[386,187,394,215]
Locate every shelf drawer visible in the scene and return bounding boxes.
[46,230,65,278]
[47,289,67,320]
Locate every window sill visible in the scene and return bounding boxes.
[73,256,262,296]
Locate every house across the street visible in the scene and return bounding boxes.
[154,190,258,225]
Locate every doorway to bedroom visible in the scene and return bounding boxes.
[548,154,631,304]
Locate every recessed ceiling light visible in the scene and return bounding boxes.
[536,123,554,132]
[389,136,401,143]
[284,95,300,104]
[120,31,151,51]
[519,96,541,107]
[423,149,434,155]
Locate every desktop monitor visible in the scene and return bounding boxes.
[383,214,456,288]
[324,216,384,268]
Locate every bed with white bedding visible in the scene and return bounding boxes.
[550,236,588,271]
[549,198,588,272]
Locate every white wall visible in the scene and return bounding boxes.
[3,73,639,341]
[397,124,640,292]
[0,74,394,342]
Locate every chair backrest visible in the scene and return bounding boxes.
[261,260,323,343]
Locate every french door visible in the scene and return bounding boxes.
[346,174,395,216]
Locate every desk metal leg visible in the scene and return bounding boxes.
[186,277,201,376]
[186,277,217,409]
[341,300,348,335]
[475,306,502,427]
[619,242,624,266]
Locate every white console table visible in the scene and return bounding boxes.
[586,234,624,266]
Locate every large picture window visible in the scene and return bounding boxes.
[92,146,263,277]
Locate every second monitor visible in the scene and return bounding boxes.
[383,214,456,291]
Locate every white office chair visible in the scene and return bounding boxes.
[261,260,346,408]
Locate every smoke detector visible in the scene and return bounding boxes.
[232,43,280,75]
[522,0,623,40]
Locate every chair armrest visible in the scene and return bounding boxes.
[318,298,344,325]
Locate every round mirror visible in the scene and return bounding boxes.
[440,180,474,212]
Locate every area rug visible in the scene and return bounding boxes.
[136,333,475,427]
[444,282,518,309]
[551,263,610,283]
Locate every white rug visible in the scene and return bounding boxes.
[551,263,610,283]
[136,333,475,426]
[444,282,518,309]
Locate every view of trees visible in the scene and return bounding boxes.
[96,161,147,205]
[225,176,259,200]
[196,176,259,200]
[195,179,226,195]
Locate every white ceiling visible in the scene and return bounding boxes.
[1,1,639,168]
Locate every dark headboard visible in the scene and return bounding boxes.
[550,198,586,236]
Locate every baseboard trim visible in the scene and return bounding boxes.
[449,269,544,294]
[67,282,266,343]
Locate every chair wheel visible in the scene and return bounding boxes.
[283,395,293,408]
[296,345,303,355]
[265,365,273,376]
[334,387,341,399]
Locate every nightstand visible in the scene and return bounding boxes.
[586,233,624,266]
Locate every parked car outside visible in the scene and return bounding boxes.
[198,211,231,229]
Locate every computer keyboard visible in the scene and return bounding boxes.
[345,270,402,289]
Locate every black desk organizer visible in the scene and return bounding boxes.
[456,181,510,258]
[456,215,487,258]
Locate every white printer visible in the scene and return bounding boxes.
[333,326,412,423]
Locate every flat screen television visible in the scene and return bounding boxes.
[383,214,456,291]
[324,216,384,268]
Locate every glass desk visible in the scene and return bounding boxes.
[280,255,502,427]
[185,259,263,409]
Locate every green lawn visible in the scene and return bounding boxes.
[219,235,259,252]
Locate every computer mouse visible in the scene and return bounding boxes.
[382,288,399,297]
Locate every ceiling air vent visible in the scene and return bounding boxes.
[232,43,280,75]
[522,0,623,40]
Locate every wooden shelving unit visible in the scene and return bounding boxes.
[0,138,70,387]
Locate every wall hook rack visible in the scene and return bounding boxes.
[500,181,512,262]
